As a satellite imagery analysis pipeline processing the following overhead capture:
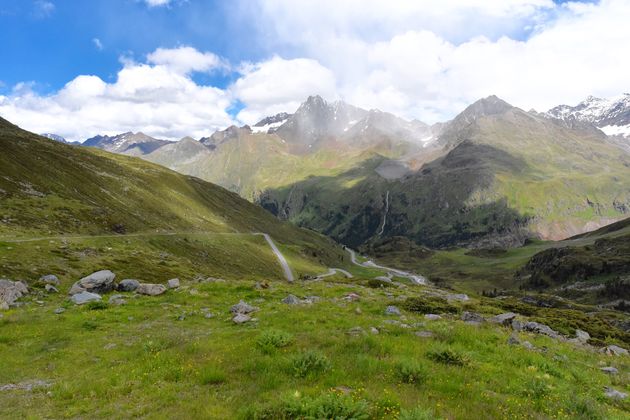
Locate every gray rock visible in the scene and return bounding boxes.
[415,331,434,338]
[108,294,126,305]
[232,313,251,324]
[447,293,469,302]
[461,311,484,324]
[343,292,360,302]
[507,334,521,345]
[575,329,590,343]
[39,275,59,286]
[68,283,86,295]
[71,291,102,305]
[522,341,535,350]
[347,326,365,336]
[604,387,627,400]
[304,296,321,304]
[167,278,180,289]
[489,312,517,325]
[600,367,618,375]
[601,345,629,356]
[424,314,442,320]
[136,283,167,296]
[230,300,258,314]
[54,308,65,314]
[0,279,28,307]
[522,321,559,338]
[282,294,301,305]
[0,380,52,392]
[511,319,523,331]
[385,305,401,316]
[45,284,59,293]
[74,270,116,294]
[117,279,140,292]
[0,302,8,311]
[370,327,379,334]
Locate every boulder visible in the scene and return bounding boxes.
[347,326,366,336]
[232,313,251,324]
[507,334,521,346]
[343,293,360,302]
[117,279,140,292]
[511,319,523,331]
[282,294,301,305]
[0,279,28,307]
[600,367,618,375]
[425,314,442,320]
[108,294,126,305]
[461,311,484,324]
[45,284,59,293]
[522,321,559,338]
[522,341,535,350]
[370,327,380,334]
[136,283,167,296]
[604,387,627,400]
[385,305,401,316]
[70,270,116,295]
[489,312,517,325]
[574,329,590,343]
[167,278,180,289]
[601,345,629,356]
[447,293,469,302]
[415,331,434,338]
[54,308,65,314]
[230,300,258,314]
[39,275,59,286]
[71,291,102,305]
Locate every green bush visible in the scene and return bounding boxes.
[427,348,468,366]
[85,300,108,310]
[400,407,441,420]
[402,296,459,314]
[395,360,427,385]
[256,329,293,354]
[291,350,330,378]
[199,365,227,385]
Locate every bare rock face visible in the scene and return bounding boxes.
[0,279,28,309]
[136,284,167,296]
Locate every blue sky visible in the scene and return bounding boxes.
[0,0,627,140]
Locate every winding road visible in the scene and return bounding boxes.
[346,247,427,285]
[254,233,295,282]
[377,190,390,236]
[313,268,353,281]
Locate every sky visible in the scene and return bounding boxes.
[0,0,628,141]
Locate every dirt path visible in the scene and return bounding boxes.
[346,247,427,285]
[254,233,295,282]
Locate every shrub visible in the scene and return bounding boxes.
[85,300,108,310]
[244,392,370,420]
[291,350,330,378]
[399,407,441,420]
[427,348,468,366]
[402,296,458,314]
[256,329,293,354]
[395,360,427,385]
[199,365,227,385]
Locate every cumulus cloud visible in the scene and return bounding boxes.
[147,46,227,74]
[33,0,55,18]
[0,47,234,141]
[231,56,337,124]
[144,0,171,7]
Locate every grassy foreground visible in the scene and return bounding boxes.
[1,235,629,419]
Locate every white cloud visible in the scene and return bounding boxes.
[147,46,227,74]
[231,56,337,124]
[33,0,55,18]
[0,48,234,141]
[92,38,103,51]
[144,0,171,7]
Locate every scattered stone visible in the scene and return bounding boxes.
[230,300,258,314]
[446,293,469,302]
[282,294,301,305]
[39,275,59,286]
[385,305,401,316]
[461,311,484,324]
[522,321,559,338]
[0,279,29,307]
[370,327,379,334]
[204,313,214,319]
[232,313,251,324]
[304,296,321,303]
[108,294,126,305]
[600,367,619,375]
[511,319,523,331]
[103,343,117,350]
[54,308,65,314]
[425,314,442,320]
[0,380,52,392]
[347,326,366,336]
[553,354,569,362]
[167,278,180,289]
[117,279,140,292]
[70,270,116,295]
[522,341,535,350]
[415,331,434,338]
[601,345,628,356]
[45,284,59,293]
[71,291,102,305]
[507,334,521,345]
[354,307,362,315]
[489,312,517,325]
[136,283,167,296]
[604,387,627,400]
[575,329,590,343]
[343,293,360,302]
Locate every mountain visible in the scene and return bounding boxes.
[251,112,292,134]
[83,132,173,156]
[546,94,630,138]
[259,96,630,248]
[0,115,344,267]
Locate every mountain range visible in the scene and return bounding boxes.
[38,94,630,249]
